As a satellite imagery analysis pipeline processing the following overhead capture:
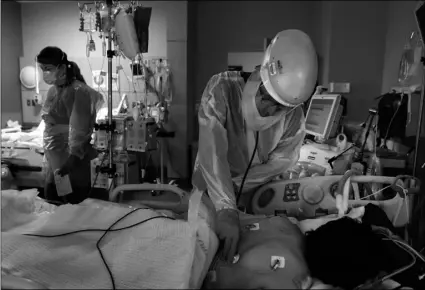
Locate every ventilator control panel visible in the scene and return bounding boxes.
[251,175,410,227]
[283,183,300,202]
[251,176,342,219]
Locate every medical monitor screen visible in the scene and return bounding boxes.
[416,2,425,41]
[305,98,335,136]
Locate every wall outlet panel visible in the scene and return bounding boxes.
[329,82,350,93]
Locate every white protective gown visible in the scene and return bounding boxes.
[192,70,306,212]
[42,79,104,195]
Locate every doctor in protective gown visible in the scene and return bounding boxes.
[192,29,318,262]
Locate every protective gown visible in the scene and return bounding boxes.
[192,71,306,212]
[42,80,104,202]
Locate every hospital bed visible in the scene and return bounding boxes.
[1,175,422,289]
[1,183,218,290]
[1,123,45,189]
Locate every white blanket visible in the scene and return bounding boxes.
[1,192,218,289]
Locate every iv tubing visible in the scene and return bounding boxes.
[413,60,424,177]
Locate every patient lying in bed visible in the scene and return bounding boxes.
[202,208,365,290]
[204,205,415,290]
[2,189,415,290]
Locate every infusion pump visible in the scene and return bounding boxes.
[90,152,138,189]
[94,115,157,153]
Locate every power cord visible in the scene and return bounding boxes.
[23,208,176,290]
[354,232,417,290]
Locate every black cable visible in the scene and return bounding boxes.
[327,144,356,169]
[381,94,404,148]
[359,112,376,160]
[23,208,176,290]
[42,199,65,206]
[236,131,259,204]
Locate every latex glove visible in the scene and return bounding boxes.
[216,208,240,262]
[56,155,79,177]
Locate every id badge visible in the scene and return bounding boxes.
[54,171,73,196]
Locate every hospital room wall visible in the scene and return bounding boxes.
[190,0,318,142]
[190,1,394,143]
[192,0,317,101]
[324,1,389,123]
[1,0,24,127]
[380,0,425,138]
[190,1,423,142]
[19,1,190,178]
[325,0,425,133]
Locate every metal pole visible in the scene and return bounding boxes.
[107,0,113,175]
[160,139,164,183]
[413,62,425,177]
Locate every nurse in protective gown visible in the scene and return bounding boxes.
[37,46,104,204]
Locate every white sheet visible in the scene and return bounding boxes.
[1,191,219,289]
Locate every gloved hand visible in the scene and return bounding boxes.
[216,208,240,262]
[56,155,79,177]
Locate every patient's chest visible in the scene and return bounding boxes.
[205,215,309,289]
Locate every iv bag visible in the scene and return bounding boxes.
[115,10,140,60]
[82,12,96,33]
[99,10,112,32]
[162,60,173,104]
[398,31,423,85]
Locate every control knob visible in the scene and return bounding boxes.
[301,185,324,205]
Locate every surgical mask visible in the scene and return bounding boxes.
[241,70,286,131]
[40,63,66,86]
[255,87,282,117]
[242,70,304,132]
[43,69,59,85]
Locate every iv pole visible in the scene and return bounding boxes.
[106,0,115,187]
[83,1,173,189]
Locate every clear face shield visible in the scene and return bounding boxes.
[260,29,318,107]
[241,29,318,131]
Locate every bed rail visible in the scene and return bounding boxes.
[109,183,188,211]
